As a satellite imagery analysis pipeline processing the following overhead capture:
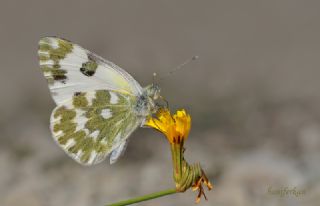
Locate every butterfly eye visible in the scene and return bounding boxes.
[155,96,169,109]
[152,85,161,100]
[154,93,160,100]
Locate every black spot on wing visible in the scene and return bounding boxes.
[47,65,67,84]
[80,67,95,76]
[80,54,98,77]
[53,74,67,83]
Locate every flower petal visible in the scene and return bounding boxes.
[145,108,191,144]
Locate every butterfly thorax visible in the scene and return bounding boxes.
[134,84,160,117]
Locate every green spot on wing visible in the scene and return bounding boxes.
[39,37,74,84]
[39,43,51,51]
[53,107,76,133]
[39,55,50,61]
[93,90,111,106]
[73,92,89,108]
[39,38,73,60]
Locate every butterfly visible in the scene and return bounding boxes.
[38,37,161,165]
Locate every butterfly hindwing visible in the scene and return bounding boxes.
[110,140,129,164]
[50,89,142,165]
[38,37,143,105]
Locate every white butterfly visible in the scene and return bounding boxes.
[38,37,160,165]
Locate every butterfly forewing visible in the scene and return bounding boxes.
[38,37,142,105]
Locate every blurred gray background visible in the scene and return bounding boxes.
[1,0,320,205]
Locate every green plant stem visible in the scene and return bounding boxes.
[105,188,177,206]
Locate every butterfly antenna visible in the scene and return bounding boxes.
[159,55,199,80]
[152,72,157,85]
[160,95,169,109]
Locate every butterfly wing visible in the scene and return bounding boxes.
[38,37,145,165]
[38,37,143,105]
[50,90,143,165]
[110,140,129,164]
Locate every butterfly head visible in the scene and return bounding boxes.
[146,84,161,101]
[135,84,161,116]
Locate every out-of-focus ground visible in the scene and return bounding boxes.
[1,1,320,205]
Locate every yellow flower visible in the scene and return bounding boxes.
[145,108,213,203]
[145,108,191,144]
